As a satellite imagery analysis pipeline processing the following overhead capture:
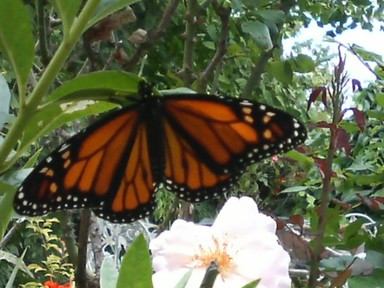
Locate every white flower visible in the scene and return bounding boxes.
[150,197,291,288]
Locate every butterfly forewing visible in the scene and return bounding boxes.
[162,117,234,202]
[161,95,306,202]
[14,107,156,222]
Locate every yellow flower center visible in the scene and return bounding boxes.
[193,235,236,278]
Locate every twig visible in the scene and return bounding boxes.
[342,43,382,80]
[36,0,50,66]
[0,220,21,250]
[198,1,231,92]
[123,0,180,71]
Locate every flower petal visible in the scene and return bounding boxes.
[213,197,277,236]
[150,220,212,271]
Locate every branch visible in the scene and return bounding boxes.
[123,0,180,71]
[198,1,231,92]
[57,211,78,268]
[178,0,199,86]
[75,209,92,288]
[344,43,382,80]
[240,0,295,99]
[240,50,273,99]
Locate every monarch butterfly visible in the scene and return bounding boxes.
[14,82,306,223]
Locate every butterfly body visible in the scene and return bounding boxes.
[14,82,307,223]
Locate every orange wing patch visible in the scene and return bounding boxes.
[62,111,139,197]
[165,100,259,165]
[112,123,154,213]
[163,119,230,200]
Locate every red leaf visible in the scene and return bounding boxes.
[335,45,346,77]
[352,79,363,91]
[307,86,327,111]
[321,88,328,107]
[335,128,351,155]
[314,121,335,130]
[313,157,336,178]
[357,193,382,212]
[288,214,304,231]
[351,108,366,132]
[275,217,286,230]
[374,197,384,204]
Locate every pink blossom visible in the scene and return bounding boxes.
[150,197,291,288]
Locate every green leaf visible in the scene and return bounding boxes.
[285,150,313,170]
[0,179,14,196]
[5,249,33,288]
[367,110,384,121]
[23,148,43,168]
[47,71,140,103]
[350,44,383,63]
[256,10,285,25]
[267,61,293,84]
[280,186,308,193]
[289,54,316,73]
[86,0,141,29]
[174,270,193,288]
[19,100,117,152]
[51,0,82,34]
[242,21,273,50]
[0,250,33,278]
[344,218,365,239]
[355,173,384,185]
[160,87,196,95]
[348,268,384,288]
[376,92,384,108]
[227,43,243,57]
[241,279,261,288]
[0,0,34,89]
[0,182,16,239]
[0,74,12,128]
[100,256,119,288]
[117,234,153,288]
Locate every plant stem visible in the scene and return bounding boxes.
[308,71,345,287]
[0,0,100,171]
[182,0,199,86]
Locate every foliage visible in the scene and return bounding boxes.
[1,218,74,288]
[0,0,383,287]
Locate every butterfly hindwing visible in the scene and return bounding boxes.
[93,121,157,222]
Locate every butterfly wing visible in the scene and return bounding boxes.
[93,118,157,222]
[161,95,306,202]
[14,106,157,223]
